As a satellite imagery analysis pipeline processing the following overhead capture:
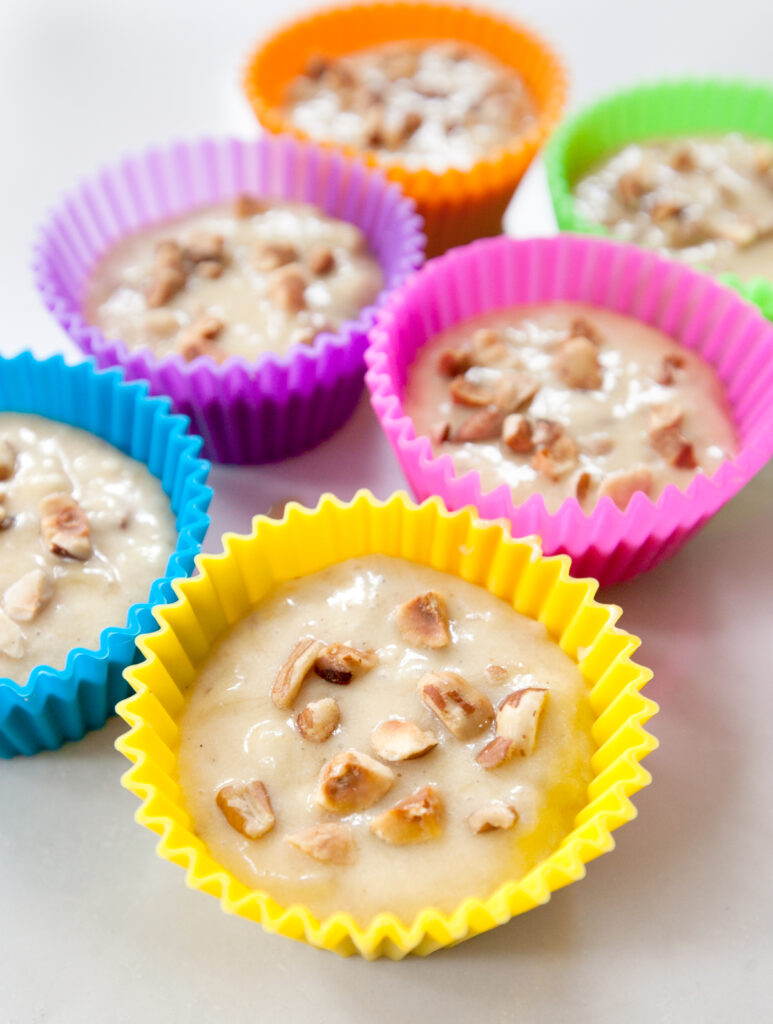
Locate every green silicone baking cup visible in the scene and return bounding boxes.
[544,78,773,321]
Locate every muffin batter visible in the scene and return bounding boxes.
[84,198,384,362]
[0,414,176,681]
[283,41,536,173]
[405,302,737,513]
[177,555,594,924]
[574,135,773,279]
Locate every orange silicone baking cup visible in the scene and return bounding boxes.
[243,2,567,256]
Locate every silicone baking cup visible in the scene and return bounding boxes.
[364,234,773,585]
[116,490,657,959]
[33,136,424,464]
[545,78,773,321]
[0,354,211,759]
[243,1,567,257]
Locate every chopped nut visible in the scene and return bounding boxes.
[471,328,509,366]
[145,264,186,308]
[485,664,509,685]
[714,219,758,248]
[297,697,340,742]
[532,419,563,448]
[196,259,224,279]
[449,374,498,407]
[657,352,686,385]
[305,55,330,80]
[582,432,614,456]
[4,569,53,623]
[475,735,514,769]
[253,241,298,272]
[400,110,422,140]
[0,440,16,481]
[185,231,224,264]
[495,371,540,412]
[618,166,654,206]
[176,336,227,363]
[454,407,506,442]
[215,780,275,839]
[155,240,184,268]
[651,198,685,223]
[502,413,533,453]
[234,194,266,218]
[0,607,23,659]
[467,801,519,834]
[176,312,225,363]
[314,643,378,684]
[648,405,697,469]
[430,420,451,444]
[363,107,386,148]
[306,245,336,276]
[39,492,92,560]
[315,749,395,814]
[598,466,652,509]
[670,145,696,173]
[570,316,603,346]
[438,344,473,376]
[418,671,494,740]
[395,590,450,648]
[270,636,326,709]
[573,469,593,504]
[554,336,602,390]
[267,263,307,312]
[532,432,578,481]
[371,719,438,761]
[285,823,357,865]
[370,785,444,845]
[496,687,548,756]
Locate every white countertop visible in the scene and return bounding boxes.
[2,1,772,1020]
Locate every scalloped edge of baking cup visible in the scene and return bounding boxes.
[544,77,773,322]
[116,490,657,959]
[0,353,211,758]
[31,135,425,465]
[243,1,567,257]
[364,234,773,586]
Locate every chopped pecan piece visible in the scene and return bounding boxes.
[475,735,513,769]
[370,785,444,845]
[0,440,15,480]
[234,194,266,218]
[39,492,92,560]
[285,823,357,865]
[315,749,395,814]
[496,371,540,412]
[657,352,686,385]
[145,264,186,308]
[418,671,494,740]
[296,697,340,743]
[270,636,326,709]
[370,719,438,761]
[215,780,275,839]
[467,801,519,834]
[617,166,654,206]
[395,590,450,648]
[176,313,225,363]
[502,413,533,453]
[598,466,652,509]
[399,110,422,141]
[0,607,23,659]
[4,569,53,623]
[314,643,378,684]
[449,374,498,407]
[554,336,603,390]
[496,687,548,756]
[307,245,336,276]
[454,407,506,442]
[267,263,307,312]
[253,241,298,272]
[532,432,578,481]
[648,403,697,468]
[438,344,473,377]
[185,231,224,264]
[573,469,593,505]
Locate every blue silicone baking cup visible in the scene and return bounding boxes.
[0,353,212,758]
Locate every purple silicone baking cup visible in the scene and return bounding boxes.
[364,234,773,585]
[33,136,425,464]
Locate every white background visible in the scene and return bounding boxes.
[1,1,772,1020]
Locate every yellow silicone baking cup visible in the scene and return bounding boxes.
[243,2,567,257]
[116,491,657,959]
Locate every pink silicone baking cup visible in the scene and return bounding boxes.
[33,136,425,464]
[364,234,773,585]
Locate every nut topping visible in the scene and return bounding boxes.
[598,465,653,510]
[449,374,498,407]
[370,719,438,762]
[0,440,16,480]
[215,780,275,839]
[395,590,450,649]
[496,687,548,756]
[315,749,395,814]
[495,370,540,413]
[234,194,266,218]
[253,241,298,273]
[454,407,506,442]
[370,785,444,845]
[532,431,578,481]
[4,569,53,623]
[196,259,224,279]
[314,643,378,684]
[145,263,186,308]
[176,312,225,363]
[270,636,326,709]
[306,245,336,276]
[475,735,514,769]
[0,607,24,659]
[657,352,686,385]
[438,344,473,377]
[485,664,509,685]
[39,492,92,560]
[554,336,603,390]
[285,823,357,865]
[296,697,340,743]
[502,413,533,453]
[418,671,494,740]
[267,263,307,312]
[570,316,603,346]
[467,801,519,834]
[185,231,224,264]
[617,166,654,206]
[648,403,697,468]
